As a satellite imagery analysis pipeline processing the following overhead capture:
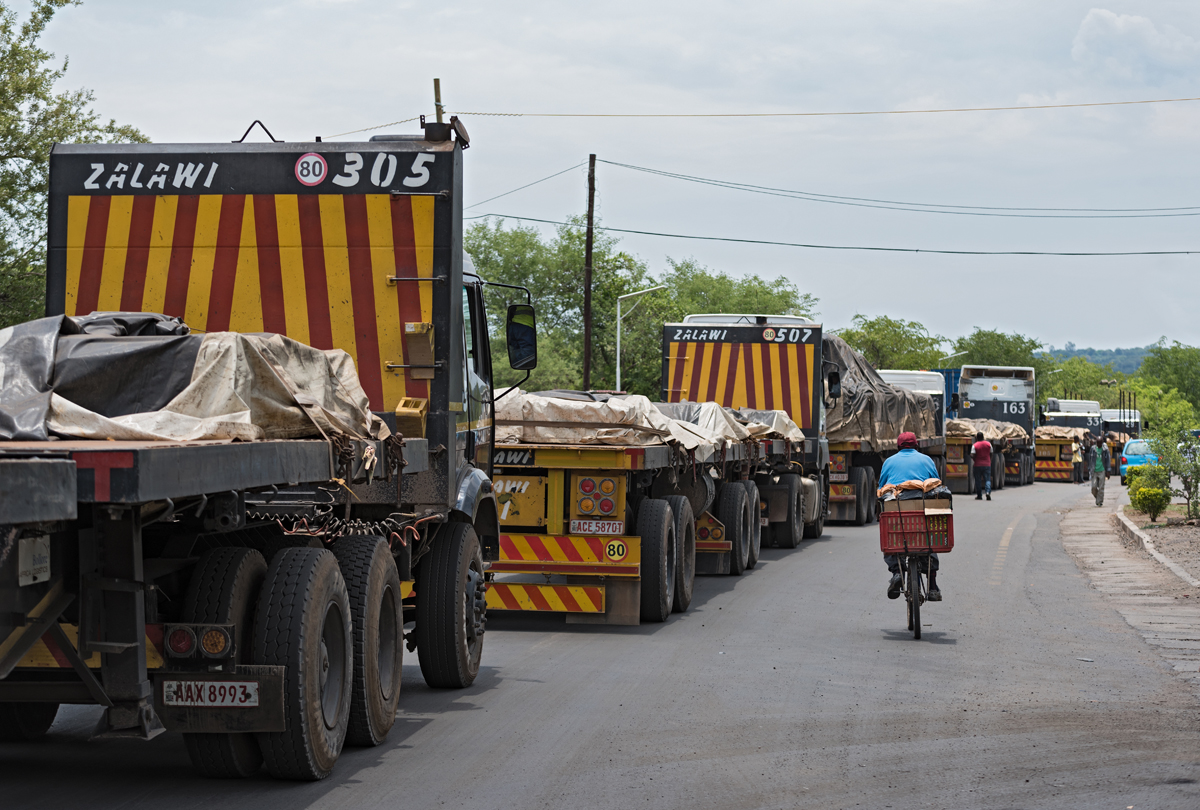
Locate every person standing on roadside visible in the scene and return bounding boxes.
[1091,436,1111,506]
[1071,439,1082,483]
[970,431,992,501]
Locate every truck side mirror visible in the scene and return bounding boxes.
[827,370,841,399]
[950,393,960,410]
[506,304,538,371]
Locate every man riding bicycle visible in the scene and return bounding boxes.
[878,431,942,602]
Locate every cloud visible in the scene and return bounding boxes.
[1072,8,1200,83]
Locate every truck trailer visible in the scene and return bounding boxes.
[1,121,536,780]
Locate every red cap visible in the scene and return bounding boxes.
[897,432,918,449]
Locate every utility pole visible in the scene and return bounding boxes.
[582,154,596,390]
[433,78,444,123]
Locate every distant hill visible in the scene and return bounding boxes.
[1039,343,1151,375]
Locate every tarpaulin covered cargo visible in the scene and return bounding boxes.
[948,418,1030,441]
[823,335,938,445]
[732,408,806,443]
[1034,425,1090,441]
[655,401,751,443]
[0,312,387,443]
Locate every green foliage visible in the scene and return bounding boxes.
[465,218,817,397]
[1139,338,1200,413]
[0,0,148,328]
[1125,378,1197,431]
[834,314,946,370]
[1040,356,1125,407]
[1146,426,1200,519]
[1130,486,1171,523]
[1043,342,1150,375]
[1126,462,1168,497]
[946,328,1046,369]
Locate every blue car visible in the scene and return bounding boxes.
[1120,439,1159,484]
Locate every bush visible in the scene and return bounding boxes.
[1128,463,1169,499]
[1131,486,1171,522]
[1126,465,1147,493]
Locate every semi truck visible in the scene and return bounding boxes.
[879,370,947,438]
[661,314,832,538]
[1,120,535,780]
[955,365,1037,487]
[1041,399,1103,436]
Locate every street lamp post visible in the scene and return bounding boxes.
[938,350,968,364]
[616,285,667,392]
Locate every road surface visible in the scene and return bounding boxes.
[4,481,1200,809]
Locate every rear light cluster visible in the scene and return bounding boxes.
[166,624,233,660]
[578,477,618,515]
[1121,456,1127,464]
[697,526,724,540]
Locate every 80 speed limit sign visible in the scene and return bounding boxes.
[295,153,328,187]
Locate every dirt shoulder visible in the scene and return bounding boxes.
[1123,504,1200,584]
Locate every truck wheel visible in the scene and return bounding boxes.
[718,483,752,575]
[415,522,485,688]
[802,475,827,540]
[864,469,879,524]
[993,454,1005,491]
[331,536,402,747]
[741,480,762,568]
[665,495,695,613]
[638,498,677,622]
[183,547,268,778]
[773,474,803,549]
[850,467,868,526]
[0,702,58,741]
[254,548,352,781]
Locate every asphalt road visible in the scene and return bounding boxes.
[5,481,1200,809]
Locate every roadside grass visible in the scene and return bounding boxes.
[1124,503,1192,529]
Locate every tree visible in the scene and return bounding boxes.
[465,220,818,397]
[1146,424,1200,520]
[1139,338,1200,413]
[1125,378,1197,431]
[1040,356,1124,407]
[0,0,147,328]
[948,328,1051,371]
[834,314,946,370]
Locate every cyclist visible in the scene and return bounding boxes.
[878,431,942,601]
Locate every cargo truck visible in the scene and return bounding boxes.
[955,365,1037,488]
[662,314,832,538]
[1,120,535,780]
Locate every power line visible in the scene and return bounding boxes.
[465,161,587,210]
[448,95,1200,119]
[465,212,1198,256]
[599,160,1200,219]
[324,116,422,139]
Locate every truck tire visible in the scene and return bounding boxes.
[415,522,485,689]
[802,474,827,540]
[638,498,677,622]
[718,483,752,575]
[993,453,1005,491]
[665,495,695,613]
[254,548,352,781]
[740,480,762,568]
[864,468,879,524]
[0,702,58,741]
[331,536,402,747]
[850,467,868,526]
[183,547,268,778]
[773,474,803,549]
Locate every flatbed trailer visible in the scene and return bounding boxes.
[487,433,810,625]
[827,436,946,524]
[944,435,1034,494]
[3,119,540,780]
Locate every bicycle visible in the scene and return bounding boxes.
[899,553,934,639]
[879,495,954,641]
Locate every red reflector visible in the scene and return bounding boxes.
[168,628,195,656]
[698,527,710,539]
[580,478,596,494]
[599,498,615,514]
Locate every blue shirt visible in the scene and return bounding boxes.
[878,448,939,487]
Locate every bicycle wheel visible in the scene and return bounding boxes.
[908,558,921,640]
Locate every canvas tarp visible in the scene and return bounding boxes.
[732,408,806,443]
[0,313,386,443]
[1034,425,1090,441]
[948,418,1030,441]
[823,335,938,446]
[655,401,751,442]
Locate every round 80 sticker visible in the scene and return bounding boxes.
[605,539,628,562]
[295,153,328,187]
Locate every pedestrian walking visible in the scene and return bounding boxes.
[971,431,992,501]
[1071,439,1082,483]
[1091,437,1111,506]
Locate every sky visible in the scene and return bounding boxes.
[31,0,1200,351]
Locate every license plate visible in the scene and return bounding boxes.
[830,473,848,482]
[760,517,769,526]
[570,519,624,535]
[163,680,260,708]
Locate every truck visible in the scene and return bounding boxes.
[1041,399,1103,436]
[955,365,1037,488]
[485,393,811,625]
[879,370,948,438]
[662,314,832,537]
[0,120,535,780]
